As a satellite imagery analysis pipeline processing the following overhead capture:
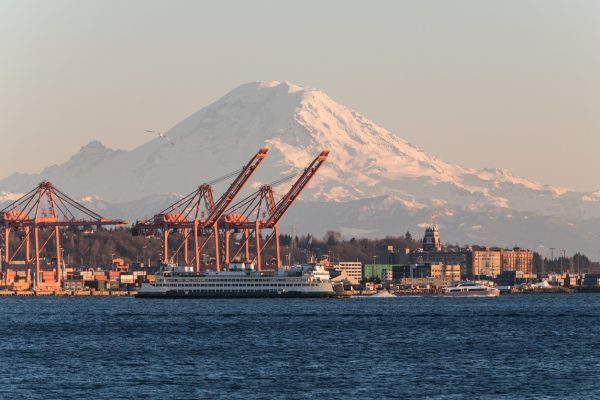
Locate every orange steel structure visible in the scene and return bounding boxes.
[220,150,329,270]
[0,181,128,289]
[132,148,269,272]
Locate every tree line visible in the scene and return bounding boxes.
[5,227,599,274]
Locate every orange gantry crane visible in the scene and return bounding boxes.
[132,148,269,271]
[220,150,329,270]
[0,181,128,290]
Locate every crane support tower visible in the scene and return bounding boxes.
[221,150,328,270]
[0,181,128,290]
[132,148,269,272]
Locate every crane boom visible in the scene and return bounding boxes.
[204,147,268,227]
[0,181,128,290]
[264,150,328,227]
[217,150,328,270]
[131,148,268,271]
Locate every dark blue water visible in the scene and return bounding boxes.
[0,295,599,399]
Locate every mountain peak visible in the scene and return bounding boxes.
[216,81,324,109]
[79,140,111,153]
[233,80,315,93]
[57,141,122,172]
[1,80,598,255]
[257,80,306,92]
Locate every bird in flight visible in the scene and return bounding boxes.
[145,129,174,145]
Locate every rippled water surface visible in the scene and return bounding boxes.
[0,294,599,399]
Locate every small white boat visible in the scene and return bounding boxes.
[371,290,396,298]
[351,289,396,298]
[440,282,500,297]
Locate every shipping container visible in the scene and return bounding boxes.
[106,281,120,290]
[120,275,134,284]
[84,280,99,290]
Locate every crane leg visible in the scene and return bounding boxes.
[34,227,40,290]
[163,227,169,265]
[225,230,230,265]
[183,228,189,266]
[274,224,281,268]
[244,228,250,261]
[194,221,200,272]
[255,220,261,271]
[25,227,31,263]
[213,224,220,272]
[55,226,61,289]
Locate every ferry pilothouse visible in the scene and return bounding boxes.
[136,262,335,298]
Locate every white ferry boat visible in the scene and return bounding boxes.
[440,282,500,297]
[137,262,335,298]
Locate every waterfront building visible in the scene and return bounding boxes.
[410,249,471,277]
[363,262,460,287]
[363,264,396,282]
[394,264,412,279]
[472,249,502,277]
[423,225,442,252]
[501,247,533,275]
[410,262,460,287]
[409,226,534,277]
[331,261,362,284]
[430,263,461,282]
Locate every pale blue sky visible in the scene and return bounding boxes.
[1,0,598,190]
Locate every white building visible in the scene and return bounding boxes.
[332,262,362,284]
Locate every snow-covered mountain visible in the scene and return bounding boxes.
[1,81,598,255]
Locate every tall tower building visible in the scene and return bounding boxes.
[423,225,442,252]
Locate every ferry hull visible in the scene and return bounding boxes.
[139,263,336,299]
[136,290,335,299]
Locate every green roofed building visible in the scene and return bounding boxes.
[363,264,396,282]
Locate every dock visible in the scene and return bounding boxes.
[0,290,136,297]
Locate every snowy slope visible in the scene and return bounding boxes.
[0,80,598,253]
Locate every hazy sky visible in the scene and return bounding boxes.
[1,0,598,191]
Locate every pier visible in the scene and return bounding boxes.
[0,289,136,297]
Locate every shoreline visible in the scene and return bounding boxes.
[0,288,597,297]
[0,289,137,297]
